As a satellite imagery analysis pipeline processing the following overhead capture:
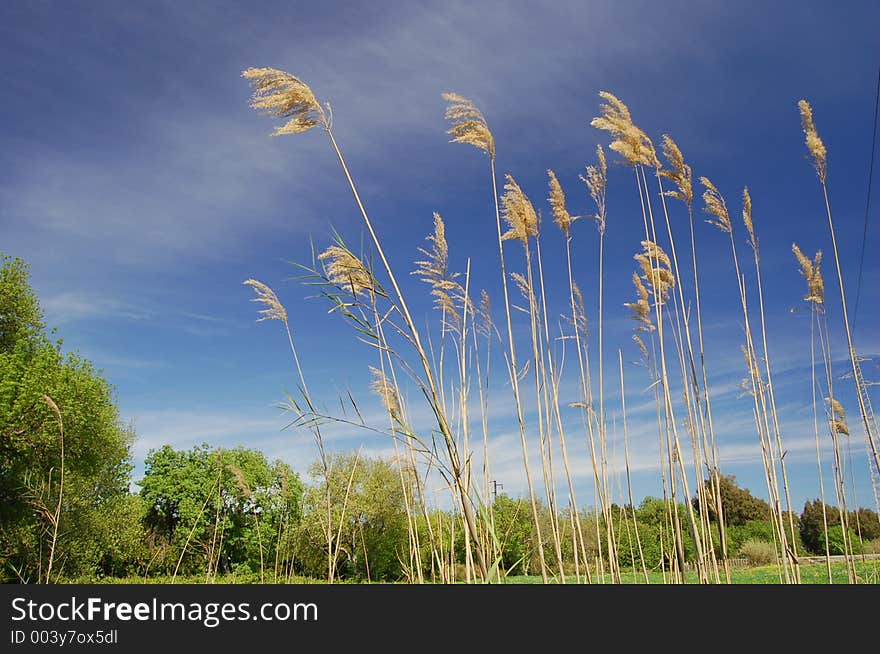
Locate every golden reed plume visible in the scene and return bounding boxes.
[242,67,327,136]
[442,93,495,159]
[547,169,574,237]
[580,144,608,234]
[590,92,658,167]
[798,100,827,183]
[792,243,825,305]
[318,245,376,296]
[826,396,849,436]
[243,279,288,323]
[742,187,756,251]
[660,135,693,208]
[700,177,732,233]
[500,175,539,243]
[414,213,462,325]
[370,367,401,419]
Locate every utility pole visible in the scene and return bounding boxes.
[491,480,503,500]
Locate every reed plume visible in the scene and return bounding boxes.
[792,244,825,305]
[799,100,827,183]
[827,397,850,436]
[242,67,327,135]
[414,213,462,326]
[660,136,693,208]
[243,279,287,322]
[579,145,608,234]
[547,170,574,237]
[318,245,378,296]
[442,93,495,158]
[590,91,658,167]
[500,175,539,243]
[624,273,654,331]
[701,177,732,233]
[370,366,402,419]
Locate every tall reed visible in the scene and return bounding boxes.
[798,100,880,489]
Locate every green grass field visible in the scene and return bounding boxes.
[505,561,880,584]
[65,560,879,584]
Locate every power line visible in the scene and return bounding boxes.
[852,66,880,335]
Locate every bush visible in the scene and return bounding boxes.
[861,539,880,555]
[824,525,863,556]
[740,540,776,566]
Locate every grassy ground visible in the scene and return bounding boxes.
[63,560,880,584]
[504,561,880,584]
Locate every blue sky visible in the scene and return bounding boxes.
[2,0,879,512]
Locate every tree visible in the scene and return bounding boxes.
[800,499,840,554]
[694,473,772,526]
[491,494,534,576]
[295,453,410,581]
[139,443,302,578]
[0,254,133,582]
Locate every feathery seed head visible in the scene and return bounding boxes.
[477,290,494,339]
[798,100,827,183]
[547,169,574,237]
[742,187,756,251]
[634,240,675,305]
[318,245,375,296]
[660,135,693,208]
[242,67,326,136]
[442,92,495,159]
[792,243,825,305]
[370,367,401,418]
[624,272,655,331]
[500,175,539,244]
[700,177,732,233]
[510,272,533,306]
[414,213,464,327]
[244,279,288,323]
[825,397,849,435]
[633,334,650,360]
[227,464,252,499]
[590,91,659,168]
[579,144,608,234]
[571,282,588,335]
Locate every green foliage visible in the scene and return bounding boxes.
[0,255,44,354]
[849,508,880,540]
[726,520,775,555]
[695,473,772,526]
[615,516,662,570]
[295,453,409,581]
[0,254,133,582]
[823,525,863,556]
[739,539,776,566]
[139,443,302,577]
[489,494,535,576]
[799,499,840,554]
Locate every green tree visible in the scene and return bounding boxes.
[800,499,840,554]
[295,453,409,581]
[0,254,133,582]
[848,507,880,541]
[139,443,302,578]
[695,473,772,526]
[491,494,534,576]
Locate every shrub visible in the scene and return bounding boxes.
[861,539,880,555]
[740,540,776,566]
[824,525,863,556]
